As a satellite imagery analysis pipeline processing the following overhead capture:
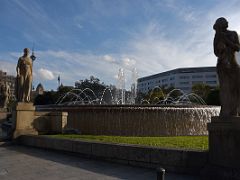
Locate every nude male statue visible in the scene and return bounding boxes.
[16,48,33,102]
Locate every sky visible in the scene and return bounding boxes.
[1,0,240,90]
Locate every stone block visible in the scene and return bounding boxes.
[16,103,35,111]
[182,150,208,168]
[127,145,152,162]
[150,148,184,166]
[72,140,92,155]
[13,103,37,138]
[208,116,240,168]
[112,144,130,160]
[128,160,156,169]
[91,142,115,158]
[0,108,8,123]
[34,112,68,134]
[52,138,73,152]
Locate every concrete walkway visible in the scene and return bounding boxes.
[0,142,200,180]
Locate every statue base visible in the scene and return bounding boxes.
[0,108,8,124]
[206,116,240,178]
[13,102,38,138]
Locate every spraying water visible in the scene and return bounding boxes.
[116,68,125,104]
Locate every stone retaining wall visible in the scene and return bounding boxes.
[17,135,208,175]
[37,105,220,136]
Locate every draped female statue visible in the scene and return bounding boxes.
[213,17,240,116]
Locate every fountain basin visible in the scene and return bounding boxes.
[37,105,220,136]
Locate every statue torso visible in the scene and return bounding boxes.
[18,56,32,76]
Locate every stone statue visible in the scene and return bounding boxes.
[16,48,33,102]
[213,17,240,116]
[2,82,10,108]
[0,82,10,108]
[0,83,4,107]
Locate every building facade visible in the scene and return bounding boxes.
[137,67,219,93]
[0,70,16,99]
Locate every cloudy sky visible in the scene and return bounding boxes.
[1,0,240,90]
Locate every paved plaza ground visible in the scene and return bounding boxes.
[0,142,200,180]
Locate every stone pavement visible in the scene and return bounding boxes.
[0,142,201,180]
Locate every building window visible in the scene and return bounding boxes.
[179,76,190,79]
[180,82,189,85]
[170,77,175,80]
[162,79,168,82]
[206,81,217,85]
[205,74,217,78]
[192,75,203,79]
[192,81,203,84]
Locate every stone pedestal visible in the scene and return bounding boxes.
[208,116,240,168]
[0,108,8,123]
[13,103,38,138]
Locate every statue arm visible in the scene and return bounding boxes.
[16,58,20,76]
[233,31,240,51]
[224,31,240,51]
[213,35,222,57]
[213,38,218,57]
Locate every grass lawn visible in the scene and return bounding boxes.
[49,135,208,151]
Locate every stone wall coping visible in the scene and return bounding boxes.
[35,111,68,116]
[17,135,208,175]
[208,116,240,131]
[16,103,35,111]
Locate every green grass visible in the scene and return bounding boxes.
[48,134,208,151]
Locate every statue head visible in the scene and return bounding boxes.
[213,17,228,32]
[23,48,30,56]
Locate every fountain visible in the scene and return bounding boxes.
[116,68,125,105]
[37,104,219,136]
[37,84,220,136]
[130,68,138,104]
[39,73,221,137]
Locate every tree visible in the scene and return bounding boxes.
[75,76,117,104]
[148,88,165,104]
[192,83,211,102]
[206,87,220,105]
[34,91,57,105]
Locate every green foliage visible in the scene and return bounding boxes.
[34,91,58,105]
[49,135,208,150]
[206,88,220,105]
[192,83,211,101]
[135,92,146,104]
[34,85,74,105]
[147,87,165,104]
[136,86,183,104]
[34,76,117,105]
[192,83,220,105]
[75,76,116,104]
[75,76,107,98]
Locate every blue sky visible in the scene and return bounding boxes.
[1,0,240,90]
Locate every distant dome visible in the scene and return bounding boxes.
[36,83,44,95]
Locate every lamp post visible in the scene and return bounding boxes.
[30,47,36,91]
[30,48,36,61]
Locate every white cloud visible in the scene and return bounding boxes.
[38,68,55,80]
[0,60,16,76]
[103,54,115,63]
[122,58,136,67]
[159,0,197,22]
[2,1,240,91]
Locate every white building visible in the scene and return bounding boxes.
[137,67,219,93]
